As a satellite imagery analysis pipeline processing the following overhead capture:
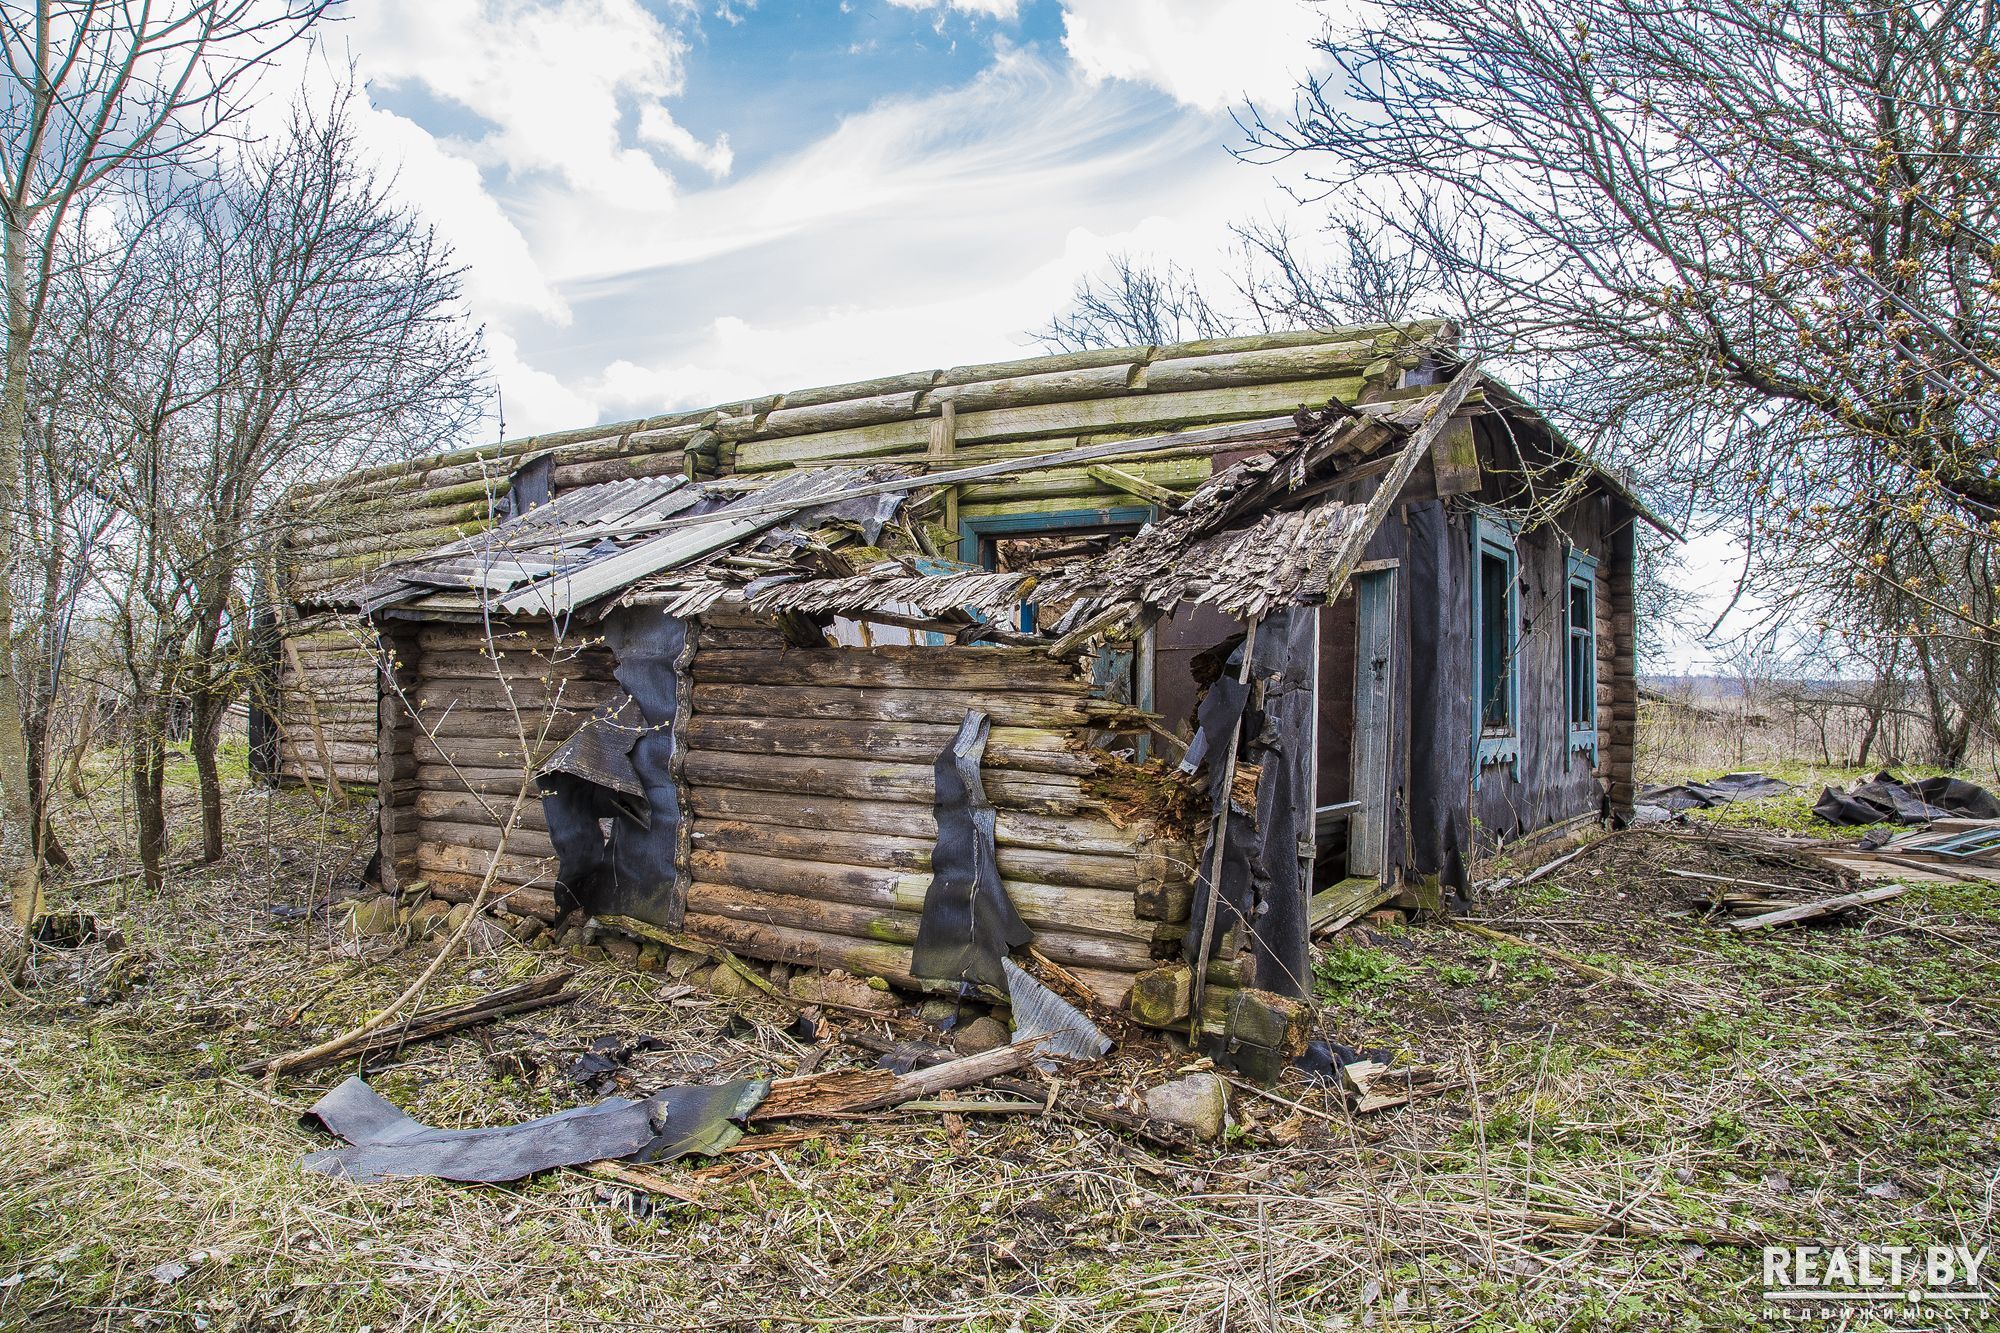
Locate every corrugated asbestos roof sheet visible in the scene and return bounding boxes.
[325,466,916,618]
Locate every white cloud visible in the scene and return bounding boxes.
[886,0,1021,18]
[348,0,728,207]
[1061,0,1330,112]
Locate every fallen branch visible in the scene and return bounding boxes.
[1728,884,1907,932]
[249,970,572,1078]
[836,1030,1199,1153]
[752,1039,1044,1120]
[581,1158,713,1207]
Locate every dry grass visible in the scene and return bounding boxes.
[1,759,1997,1331]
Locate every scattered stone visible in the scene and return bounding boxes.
[342,896,400,939]
[685,965,717,990]
[555,926,587,951]
[600,935,642,966]
[1363,909,1406,929]
[572,944,608,964]
[766,962,792,986]
[918,999,973,1027]
[408,901,453,938]
[707,964,758,999]
[444,902,473,933]
[636,943,670,973]
[664,949,708,979]
[1143,1073,1230,1141]
[789,969,896,1011]
[458,915,511,956]
[951,1016,1012,1054]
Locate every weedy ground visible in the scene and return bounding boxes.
[0,753,1996,1331]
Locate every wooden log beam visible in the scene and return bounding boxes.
[683,879,1157,972]
[681,751,1096,815]
[682,715,1094,777]
[690,816,1140,891]
[687,786,1153,857]
[689,683,1089,729]
[691,646,1083,692]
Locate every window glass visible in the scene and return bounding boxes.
[1479,548,1512,732]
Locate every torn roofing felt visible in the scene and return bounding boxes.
[537,611,692,925]
[1813,771,2000,826]
[300,1074,768,1184]
[911,710,1032,995]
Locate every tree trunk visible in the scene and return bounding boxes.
[0,224,42,923]
[131,698,170,896]
[190,692,225,862]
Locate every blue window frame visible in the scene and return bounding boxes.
[959,507,1153,633]
[1470,511,1520,781]
[1566,548,1599,765]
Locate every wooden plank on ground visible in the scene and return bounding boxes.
[1727,884,1906,931]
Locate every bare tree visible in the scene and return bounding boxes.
[0,0,329,922]
[1241,0,2000,766]
[1038,251,1240,353]
[67,90,486,891]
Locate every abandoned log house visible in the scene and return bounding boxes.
[265,323,1670,1069]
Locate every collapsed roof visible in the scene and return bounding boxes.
[324,362,1653,640]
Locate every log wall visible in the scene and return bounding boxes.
[379,604,1201,1010]
[400,621,616,923]
[680,607,1197,1008]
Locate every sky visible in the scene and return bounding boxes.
[280,0,1738,670]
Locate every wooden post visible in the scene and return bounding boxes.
[928,398,959,550]
[1189,615,1259,1041]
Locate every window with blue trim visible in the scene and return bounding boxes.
[1566,548,1599,761]
[1471,513,1519,773]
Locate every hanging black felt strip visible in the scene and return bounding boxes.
[1183,672,1254,973]
[1242,607,1316,999]
[911,710,1033,994]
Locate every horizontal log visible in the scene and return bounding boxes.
[688,786,1150,856]
[688,843,1147,940]
[683,716,1094,777]
[1138,339,1378,394]
[776,369,942,411]
[685,881,1150,975]
[548,450,687,490]
[414,735,559,770]
[681,750,1094,815]
[417,764,537,797]
[416,788,552,832]
[693,628,787,651]
[734,374,1367,472]
[414,840,559,887]
[280,739,376,765]
[713,389,926,442]
[693,647,1083,692]
[678,909,1133,1007]
[412,678,620,712]
[420,818,558,861]
[421,650,615,680]
[957,456,1205,506]
[690,683,1090,729]
[420,870,561,922]
[276,761,378,786]
[690,816,1137,890]
[921,362,1138,413]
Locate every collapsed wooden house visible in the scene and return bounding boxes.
[268,324,1670,1070]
